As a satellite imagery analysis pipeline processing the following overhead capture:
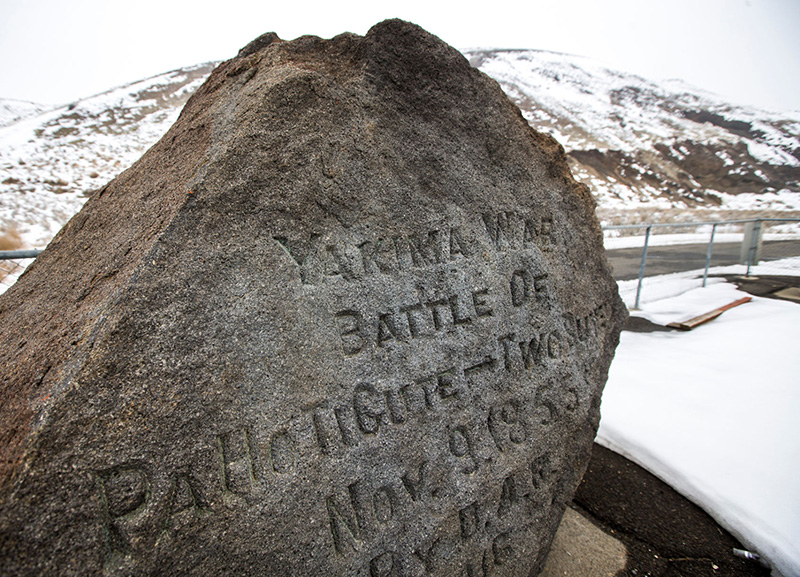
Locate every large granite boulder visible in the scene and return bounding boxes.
[0,20,626,576]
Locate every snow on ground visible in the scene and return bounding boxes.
[605,231,746,249]
[604,224,800,251]
[0,99,49,128]
[0,256,35,295]
[615,256,800,307]
[715,190,800,212]
[599,274,800,577]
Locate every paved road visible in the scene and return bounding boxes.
[605,239,800,281]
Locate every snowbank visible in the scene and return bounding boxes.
[598,282,800,576]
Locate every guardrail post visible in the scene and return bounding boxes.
[634,225,652,309]
[741,219,764,276]
[702,223,717,287]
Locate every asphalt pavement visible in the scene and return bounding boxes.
[605,239,800,280]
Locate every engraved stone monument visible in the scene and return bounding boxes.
[0,20,626,576]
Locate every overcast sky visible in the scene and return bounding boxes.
[1,0,798,112]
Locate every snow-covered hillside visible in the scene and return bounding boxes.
[467,49,800,214]
[0,63,214,247]
[0,99,49,128]
[2,50,800,250]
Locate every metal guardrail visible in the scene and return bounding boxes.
[0,249,42,293]
[0,250,42,260]
[603,218,800,308]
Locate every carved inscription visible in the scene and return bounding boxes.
[318,356,587,569]
[274,226,470,286]
[335,286,493,354]
[97,465,150,519]
[509,269,548,307]
[564,302,613,346]
[326,463,430,556]
[95,464,211,564]
[218,429,258,496]
[482,211,554,252]
[307,364,474,458]
[92,305,604,569]
[89,209,615,574]
[338,448,563,576]
[274,212,557,287]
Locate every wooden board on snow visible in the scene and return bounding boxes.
[667,297,752,331]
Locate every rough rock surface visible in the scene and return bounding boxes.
[0,20,626,577]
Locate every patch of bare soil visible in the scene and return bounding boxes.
[573,444,771,577]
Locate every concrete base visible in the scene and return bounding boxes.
[539,507,627,577]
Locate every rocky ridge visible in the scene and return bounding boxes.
[467,49,800,218]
